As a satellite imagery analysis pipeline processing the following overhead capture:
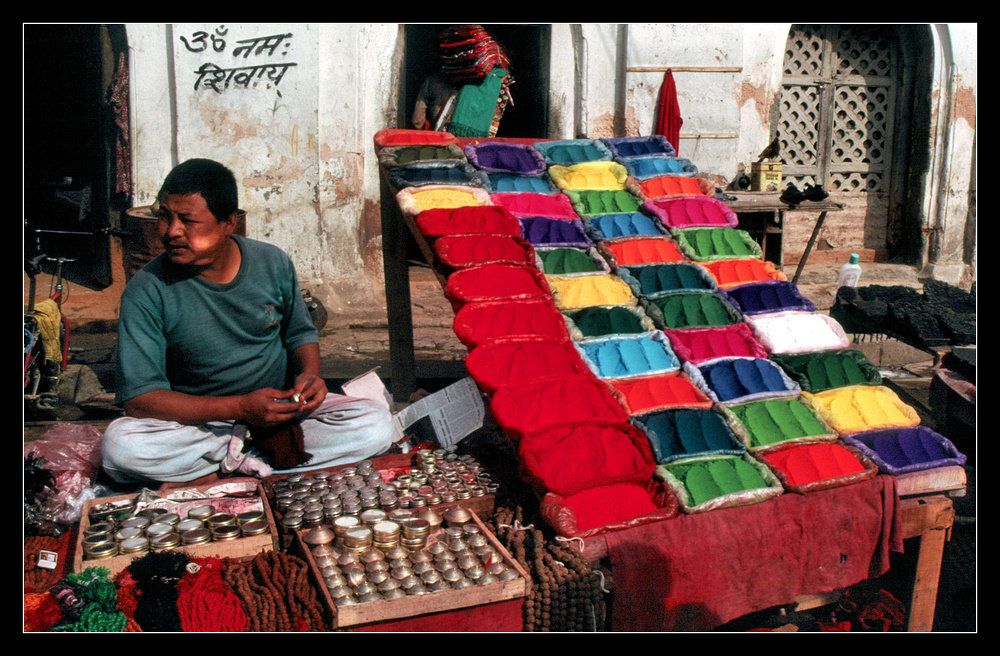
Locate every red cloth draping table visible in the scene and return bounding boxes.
[602,474,903,631]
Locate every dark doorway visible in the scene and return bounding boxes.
[402,24,551,138]
[24,24,129,290]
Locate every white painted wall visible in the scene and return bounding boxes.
[123,23,976,325]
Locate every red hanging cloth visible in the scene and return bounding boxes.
[655,69,683,156]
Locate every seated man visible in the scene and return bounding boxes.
[102,158,394,484]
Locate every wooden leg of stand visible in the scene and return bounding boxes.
[907,527,949,632]
[791,210,828,285]
[380,175,417,403]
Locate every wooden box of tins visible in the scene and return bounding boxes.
[262,449,499,543]
[72,477,279,577]
[293,506,530,630]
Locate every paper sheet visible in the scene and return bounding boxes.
[391,377,485,447]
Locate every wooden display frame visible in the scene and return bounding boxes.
[294,508,530,630]
[73,477,279,577]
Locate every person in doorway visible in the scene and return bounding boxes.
[411,25,514,137]
[101,158,394,484]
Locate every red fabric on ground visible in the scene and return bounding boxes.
[561,483,660,532]
[603,474,902,631]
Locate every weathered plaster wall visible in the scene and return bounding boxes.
[120,22,974,332]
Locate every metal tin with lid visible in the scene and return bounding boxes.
[241,519,270,537]
[153,512,182,527]
[85,541,118,560]
[120,537,150,555]
[84,521,115,538]
[206,512,237,529]
[146,522,177,540]
[151,532,182,551]
[211,524,242,541]
[237,510,265,525]
[82,533,115,555]
[181,527,212,545]
[188,504,216,521]
[115,527,145,543]
[120,516,151,531]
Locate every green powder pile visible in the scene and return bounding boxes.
[731,399,829,448]
[571,190,643,216]
[396,145,461,164]
[539,248,601,274]
[772,349,881,392]
[652,293,736,329]
[570,306,645,337]
[633,264,713,295]
[669,457,770,506]
[685,228,756,259]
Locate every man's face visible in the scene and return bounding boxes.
[157,193,235,268]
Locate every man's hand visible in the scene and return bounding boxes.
[293,372,328,414]
[236,388,303,427]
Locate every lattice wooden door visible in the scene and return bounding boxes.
[777,24,900,252]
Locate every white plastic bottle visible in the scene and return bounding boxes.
[837,253,862,288]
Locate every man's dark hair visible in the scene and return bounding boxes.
[158,158,239,222]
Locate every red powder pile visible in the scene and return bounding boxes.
[562,483,659,532]
[452,299,570,348]
[760,442,867,487]
[605,237,685,266]
[609,372,714,414]
[434,234,535,269]
[445,264,551,304]
[490,375,629,439]
[415,205,522,239]
[466,337,592,393]
[519,423,656,495]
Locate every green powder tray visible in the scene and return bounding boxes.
[655,453,783,514]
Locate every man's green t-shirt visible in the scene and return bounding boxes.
[116,235,318,404]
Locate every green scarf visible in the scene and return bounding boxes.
[448,68,511,138]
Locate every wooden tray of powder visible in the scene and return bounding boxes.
[294,508,529,630]
[73,477,279,577]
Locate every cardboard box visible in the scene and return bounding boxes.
[296,509,529,630]
[73,477,279,576]
[751,162,782,192]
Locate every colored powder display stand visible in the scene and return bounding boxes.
[802,385,921,435]
[576,333,681,379]
[565,306,651,339]
[634,407,745,464]
[725,397,835,450]
[770,349,883,393]
[646,292,741,330]
[452,299,571,349]
[388,163,485,189]
[602,135,676,159]
[759,442,870,489]
[609,372,714,415]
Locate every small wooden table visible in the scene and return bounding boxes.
[723,192,844,281]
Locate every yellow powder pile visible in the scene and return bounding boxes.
[804,385,921,435]
[548,274,637,309]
